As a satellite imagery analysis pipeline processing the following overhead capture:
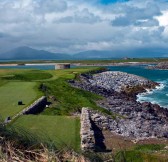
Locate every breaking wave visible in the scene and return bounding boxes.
[137,80,168,108]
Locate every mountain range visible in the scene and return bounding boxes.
[0,46,167,60]
[0,46,71,60]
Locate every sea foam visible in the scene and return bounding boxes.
[137,80,166,104]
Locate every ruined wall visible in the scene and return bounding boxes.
[80,108,111,152]
[4,96,47,124]
[80,108,95,151]
[90,111,110,131]
[22,96,47,115]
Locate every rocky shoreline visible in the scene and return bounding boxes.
[70,71,168,139]
[148,62,168,70]
[72,62,156,67]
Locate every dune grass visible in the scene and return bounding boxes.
[0,82,42,119]
[12,115,81,151]
[115,144,168,162]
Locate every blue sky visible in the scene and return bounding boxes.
[0,0,168,56]
[100,0,128,4]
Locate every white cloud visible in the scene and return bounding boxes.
[36,0,67,13]
[156,10,168,26]
[0,0,167,54]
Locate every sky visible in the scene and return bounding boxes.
[0,0,168,55]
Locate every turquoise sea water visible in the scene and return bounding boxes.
[108,66,168,108]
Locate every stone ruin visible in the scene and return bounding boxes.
[80,108,95,151]
[9,96,47,123]
[22,96,47,115]
[80,107,109,151]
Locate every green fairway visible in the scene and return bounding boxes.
[1,70,53,81]
[0,82,41,119]
[13,115,80,150]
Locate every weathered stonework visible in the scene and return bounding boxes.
[4,96,47,125]
[90,111,110,131]
[22,96,47,115]
[80,108,95,151]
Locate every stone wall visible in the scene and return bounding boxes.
[4,96,47,124]
[22,96,47,115]
[80,108,110,152]
[90,111,110,131]
[80,108,95,151]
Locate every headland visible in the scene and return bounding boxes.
[70,71,168,141]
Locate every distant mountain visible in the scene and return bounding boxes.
[0,46,168,60]
[73,50,116,59]
[73,48,168,59]
[0,46,72,60]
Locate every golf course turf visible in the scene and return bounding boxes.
[13,115,80,150]
[0,82,40,119]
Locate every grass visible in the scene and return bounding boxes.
[0,67,108,115]
[1,57,168,65]
[0,67,168,161]
[1,70,53,81]
[0,67,109,152]
[115,144,168,162]
[0,82,42,119]
[40,68,114,116]
[42,78,103,115]
[12,115,81,150]
[134,144,165,152]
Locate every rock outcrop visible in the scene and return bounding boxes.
[71,71,168,139]
[89,71,156,93]
[97,97,168,138]
[148,62,168,70]
[70,71,157,98]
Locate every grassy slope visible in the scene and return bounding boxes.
[42,78,103,115]
[41,68,113,116]
[12,115,80,150]
[0,82,41,119]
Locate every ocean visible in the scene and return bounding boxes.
[108,65,168,108]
